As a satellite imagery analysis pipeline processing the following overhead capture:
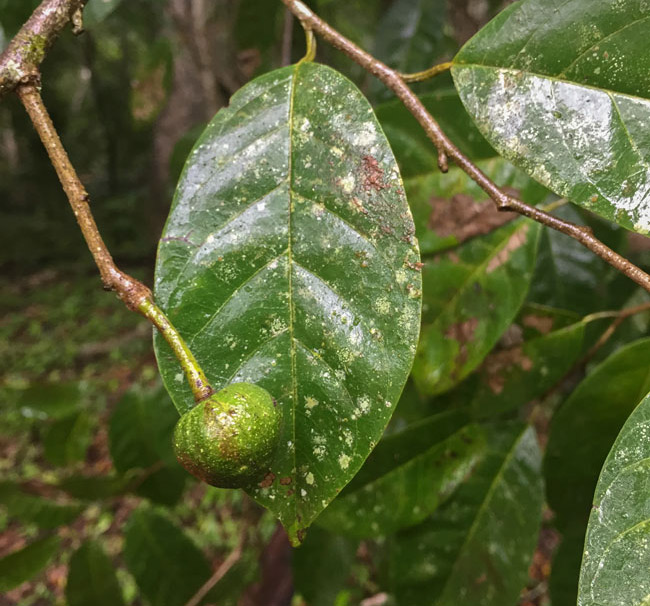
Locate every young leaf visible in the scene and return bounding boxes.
[578,390,650,606]
[412,219,540,395]
[389,424,543,606]
[545,337,650,531]
[154,62,421,543]
[66,540,126,606]
[452,0,650,234]
[317,416,486,537]
[0,535,60,592]
[123,508,211,606]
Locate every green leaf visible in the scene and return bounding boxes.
[376,90,548,255]
[317,415,486,537]
[528,205,630,314]
[0,535,60,592]
[16,382,81,420]
[468,318,585,418]
[66,540,126,606]
[42,411,93,466]
[578,390,650,606]
[123,508,211,606]
[376,90,495,178]
[369,0,449,103]
[59,474,130,500]
[154,62,421,543]
[412,219,540,395]
[293,527,357,606]
[0,482,83,529]
[452,0,650,234]
[83,0,124,28]
[545,338,650,531]
[108,385,186,505]
[389,424,543,606]
[549,526,587,606]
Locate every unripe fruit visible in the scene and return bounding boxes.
[173,383,281,488]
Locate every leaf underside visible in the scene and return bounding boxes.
[453,0,650,234]
[154,61,421,543]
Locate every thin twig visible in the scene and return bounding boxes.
[281,0,650,294]
[185,540,245,606]
[400,61,452,83]
[16,83,213,403]
[538,301,650,406]
[0,0,88,97]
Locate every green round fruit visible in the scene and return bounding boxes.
[173,383,281,488]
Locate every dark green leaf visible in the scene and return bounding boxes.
[469,319,585,419]
[0,482,83,529]
[15,382,81,420]
[376,90,495,178]
[389,424,543,606]
[412,219,540,395]
[155,62,421,542]
[293,527,357,606]
[528,206,630,314]
[83,0,124,28]
[66,540,126,606]
[545,338,650,531]
[123,508,211,606]
[318,418,486,537]
[59,474,130,500]
[578,390,650,606]
[42,411,93,466]
[0,535,60,592]
[453,0,650,234]
[549,526,586,606]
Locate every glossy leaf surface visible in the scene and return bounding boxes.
[389,424,543,606]
[412,219,540,395]
[317,413,486,537]
[155,62,421,542]
[66,541,126,606]
[452,0,650,234]
[0,536,60,592]
[545,338,650,531]
[123,508,211,606]
[578,390,650,606]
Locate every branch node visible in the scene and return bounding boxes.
[437,148,449,173]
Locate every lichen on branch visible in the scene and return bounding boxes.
[0,0,88,97]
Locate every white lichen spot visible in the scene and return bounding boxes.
[340,175,355,194]
[338,454,351,470]
[357,395,371,414]
[306,472,315,485]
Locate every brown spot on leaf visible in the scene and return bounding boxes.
[279,476,292,486]
[481,345,534,394]
[522,314,554,334]
[429,194,517,243]
[259,472,276,488]
[362,155,387,192]
[445,317,479,370]
[486,225,529,273]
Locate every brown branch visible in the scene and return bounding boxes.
[16,83,213,403]
[0,0,88,97]
[281,0,650,294]
[185,539,245,606]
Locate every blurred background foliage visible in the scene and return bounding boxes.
[3,1,650,605]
